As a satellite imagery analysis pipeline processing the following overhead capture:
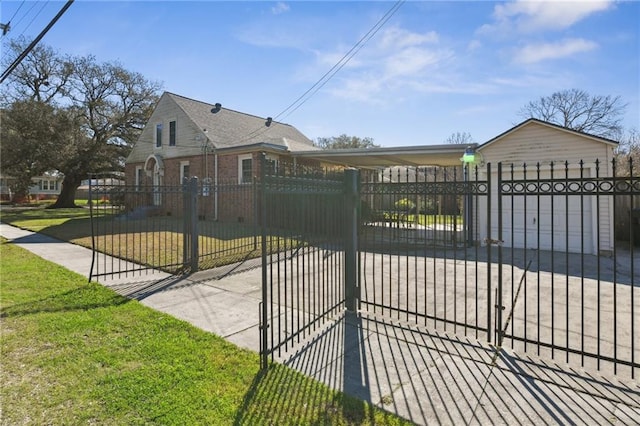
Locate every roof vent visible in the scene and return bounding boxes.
[265,117,272,127]
[211,103,222,114]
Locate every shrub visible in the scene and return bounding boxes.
[394,198,415,212]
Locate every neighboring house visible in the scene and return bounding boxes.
[29,173,64,200]
[475,118,618,255]
[125,92,319,221]
[0,174,13,201]
[77,175,125,202]
[0,172,63,202]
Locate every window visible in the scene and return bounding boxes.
[169,121,176,146]
[265,156,278,175]
[156,123,163,147]
[238,154,253,184]
[180,161,190,183]
[38,179,58,191]
[135,166,143,190]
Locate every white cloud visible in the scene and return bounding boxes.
[378,27,438,49]
[271,2,290,15]
[480,0,614,34]
[317,26,455,103]
[513,38,598,64]
[467,40,482,51]
[384,47,449,77]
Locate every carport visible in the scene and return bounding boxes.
[292,143,474,168]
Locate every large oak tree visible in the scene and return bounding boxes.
[0,100,75,200]
[1,38,161,207]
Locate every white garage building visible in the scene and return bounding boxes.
[476,119,618,255]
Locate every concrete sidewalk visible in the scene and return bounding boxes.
[1,223,639,425]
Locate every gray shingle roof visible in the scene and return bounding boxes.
[167,92,316,151]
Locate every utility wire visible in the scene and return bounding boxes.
[19,1,50,40]
[0,0,26,37]
[2,1,38,39]
[275,0,404,122]
[5,0,26,24]
[232,0,405,146]
[0,0,74,84]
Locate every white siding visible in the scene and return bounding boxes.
[475,122,616,254]
[478,122,614,168]
[127,93,207,164]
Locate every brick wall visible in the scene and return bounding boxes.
[125,152,322,221]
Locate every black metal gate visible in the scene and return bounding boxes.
[90,156,638,378]
[358,165,493,340]
[259,156,356,368]
[496,159,639,378]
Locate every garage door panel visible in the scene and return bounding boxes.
[493,169,595,254]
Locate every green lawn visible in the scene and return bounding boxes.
[0,240,408,425]
[0,207,293,273]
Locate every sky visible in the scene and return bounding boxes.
[1,0,638,147]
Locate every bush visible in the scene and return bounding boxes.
[418,199,437,215]
[394,198,415,212]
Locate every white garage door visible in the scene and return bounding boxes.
[489,169,595,254]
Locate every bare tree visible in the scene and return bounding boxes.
[518,89,627,139]
[615,128,640,177]
[444,131,474,145]
[314,134,379,150]
[1,37,73,105]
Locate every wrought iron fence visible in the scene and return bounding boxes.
[89,176,262,280]
[88,181,187,281]
[496,159,638,378]
[90,157,639,378]
[259,155,349,368]
[359,165,494,340]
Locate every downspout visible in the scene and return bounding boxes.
[214,150,219,221]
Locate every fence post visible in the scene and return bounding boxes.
[183,178,189,272]
[253,177,258,251]
[183,177,199,273]
[486,162,492,343]
[344,168,359,312]
[190,177,199,273]
[496,162,504,345]
[259,153,269,369]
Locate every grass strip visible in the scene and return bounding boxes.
[0,208,300,273]
[0,240,408,425]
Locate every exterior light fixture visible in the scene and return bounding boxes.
[461,146,482,165]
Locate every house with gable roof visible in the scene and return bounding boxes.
[125,92,319,221]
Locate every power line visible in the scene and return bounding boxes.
[0,0,74,84]
[19,1,50,40]
[275,0,404,122]
[0,0,26,37]
[232,0,405,146]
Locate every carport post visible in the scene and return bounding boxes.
[344,168,359,312]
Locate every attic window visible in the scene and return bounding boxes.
[155,123,163,147]
[169,121,176,146]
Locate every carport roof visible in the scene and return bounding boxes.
[292,144,477,168]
